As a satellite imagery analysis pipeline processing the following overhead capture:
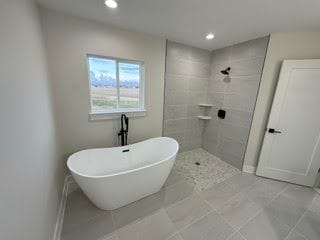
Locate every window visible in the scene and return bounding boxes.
[87,54,145,119]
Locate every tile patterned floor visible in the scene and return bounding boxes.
[61,149,320,240]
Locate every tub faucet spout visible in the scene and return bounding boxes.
[118,114,129,146]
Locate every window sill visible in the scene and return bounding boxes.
[89,109,146,121]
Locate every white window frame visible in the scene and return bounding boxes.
[87,54,146,120]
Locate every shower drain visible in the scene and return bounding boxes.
[195,162,200,166]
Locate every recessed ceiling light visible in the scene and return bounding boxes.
[206,33,215,40]
[105,0,118,8]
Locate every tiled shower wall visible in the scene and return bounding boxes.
[202,36,269,169]
[163,37,269,169]
[163,41,210,151]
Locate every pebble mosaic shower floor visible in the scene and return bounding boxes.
[173,149,240,191]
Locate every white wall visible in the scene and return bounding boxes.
[0,0,65,239]
[40,8,166,158]
[244,32,320,169]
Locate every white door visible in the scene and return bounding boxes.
[256,59,320,187]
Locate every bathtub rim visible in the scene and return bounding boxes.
[67,137,179,179]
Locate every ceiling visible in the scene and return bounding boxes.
[37,0,320,50]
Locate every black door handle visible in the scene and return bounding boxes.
[268,128,282,134]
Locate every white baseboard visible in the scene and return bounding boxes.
[242,165,257,174]
[53,175,74,240]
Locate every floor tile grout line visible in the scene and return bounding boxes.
[112,188,181,233]
[116,205,188,240]
[226,231,247,240]
[164,228,182,240]
[217,212,248,240]
[214,192,257,229]
[116,204,215,240]
[166,177,268,240]
[203,174,262,211]
[283,190,319,240]
[164,207,219,240]
[235,183,291,233]
[63,205,113,232]
[283,209,309,240]
[123,182,249,238]
[165,191,200,210]
[112,170,221,234]
[243,179,289,206]
[114,208,166,233]
[255,183,316,236]
[164,191,218,240]
[236,231,248,240]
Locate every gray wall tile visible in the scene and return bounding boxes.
[163,132,184,147]
[189,61,211,78]
[223,93,256,112]
[220,123,250,143]
[218,138,247,158]
[164,119,187,134]
[186,91,207,105]
[231,41,253,61]
[229,57,264,77]
[218,138,247,169]
[202,137,219,156]
[166,41,192,61]
[224,109,253,128]
[164,37,268,166]
[207,94,224,108]
[164,41,211,152]
[208,79,227,93]
[191,47,211,63]
[226,75,261,95]
[211,47,231,64]
[203,36,268,169]
[165,74,188,91]
[183,137,202,152]
[188,77,209,91]
[166,59,192,75]
[187,105,203,117]
[165,90,187,105]
[248,36,269,58]
[164,105,188,120]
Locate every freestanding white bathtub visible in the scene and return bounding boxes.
[67,137,179,210]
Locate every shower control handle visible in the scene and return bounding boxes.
[268,128,282,134]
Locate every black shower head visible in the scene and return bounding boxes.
[221,67,231,75]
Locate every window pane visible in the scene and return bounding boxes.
[119,62,140,108]
[88,57,117,111]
